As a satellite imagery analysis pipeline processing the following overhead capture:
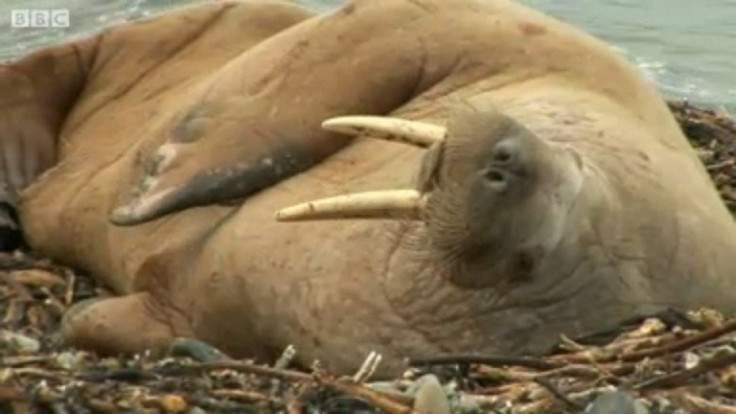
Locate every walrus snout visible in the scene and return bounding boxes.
[481,138,528,193]
[272,110,555,222]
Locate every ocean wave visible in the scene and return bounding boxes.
[613,46,734,111]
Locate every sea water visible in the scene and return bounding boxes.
[1,0,734,111]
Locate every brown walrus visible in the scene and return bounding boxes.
[1,0,735,376]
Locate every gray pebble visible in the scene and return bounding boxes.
[0,330,40,353]
[585,390,649,414]
[167,337,231,362]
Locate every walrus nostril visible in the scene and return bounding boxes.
[485,169,505,183]
[492,140,517,165]
[483,168,508,192]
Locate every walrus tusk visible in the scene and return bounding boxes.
[275,189,427,221]
[322,116,446,148]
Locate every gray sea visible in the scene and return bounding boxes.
[1,0,734,111]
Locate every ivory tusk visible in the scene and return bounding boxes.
[322,116,446,148]
[275,189,427,222]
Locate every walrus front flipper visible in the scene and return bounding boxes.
[109,110,352,226]
[109,142,329,226]
[61,292,190,355]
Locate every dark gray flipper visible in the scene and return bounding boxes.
[110,137,346,226]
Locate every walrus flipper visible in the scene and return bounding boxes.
[109,130,340,226]
[61,292,190,355]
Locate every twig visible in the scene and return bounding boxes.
[197,360,313,382]
[0,254,61,272]
[352,351,382,383]
[409,354,561,371]
[0,355,54,368]
[708,159,736,172]
[8,270,65,287]
[326,378,417,414]
[672,393,736,414]
[622,318,736,363]
[634,349,736,390]
[533,378,583,411]
[6,367,69,381]
[475,365,537,382]
[555,317,736,365]
[39,287,66,313]
[187,395,256,413]
[64,272,75,306]
[210,388,273,403]
[0,385,117,412]
[274,344,297,370]
[532,364,606,380]
[154,359,415,410]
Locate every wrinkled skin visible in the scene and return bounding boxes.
[2,0,736,377]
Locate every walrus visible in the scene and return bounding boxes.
[1,0,735,377]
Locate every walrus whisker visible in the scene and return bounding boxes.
[275,190,427,221]
[322,116,446,148]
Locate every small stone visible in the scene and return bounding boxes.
[160,394,187,413]
[411,374,451,414]
[98,357,121,369]
[168,337,230,362]
[585,390,649,414]
[684,351,700,370]
[0,330,40,353]
[55,351,87,370]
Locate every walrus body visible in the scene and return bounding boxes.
[2,0,736,376]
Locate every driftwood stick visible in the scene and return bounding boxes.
[622,319,736,363]
[533,378,583,411]
[157,360,416,410]
[673,393,736,414]
[196,360,314,382]
[0,355,55,368]
[408,354,561,370]
[554,318,736,365]
[634,350,736,390]
[210,389,273,403]
[0,385,118,412]
[325,379,418,414]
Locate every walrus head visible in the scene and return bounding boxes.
[277,107,586,289]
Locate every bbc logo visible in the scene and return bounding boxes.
[11,9,70,28]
